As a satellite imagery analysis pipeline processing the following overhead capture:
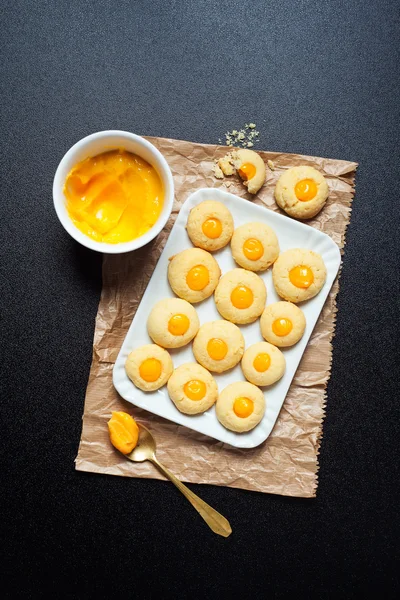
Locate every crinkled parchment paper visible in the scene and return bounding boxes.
[75,136,357,497]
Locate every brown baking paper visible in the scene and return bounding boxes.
[75,136,357,497]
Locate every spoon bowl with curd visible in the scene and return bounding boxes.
[53,130,174,253]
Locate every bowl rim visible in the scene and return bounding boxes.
[52,130,174,254]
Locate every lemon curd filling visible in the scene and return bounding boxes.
[233,397,254,418]
[207,338,228,360]
[139,358,162,382]
[231,285,254,309]
[184,380,207,401]
[168,314,190,336]
[238,162,257,181]
[253,353,271,372]
[272,318,293,336]
[243,238,264,261]
[64,149,164,243]
[294,178,318,202]
[186,265,210,290]
[289,265,314,288]
[202,218,222,239]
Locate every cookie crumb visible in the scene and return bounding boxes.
[218,155,235,176]
[267,160,275,170]
[213,163,224,179]
[221,122,260,148]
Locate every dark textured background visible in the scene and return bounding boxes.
[1,0,399,597]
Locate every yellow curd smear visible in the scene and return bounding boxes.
[108,411,139,454]
[64,149,164,243]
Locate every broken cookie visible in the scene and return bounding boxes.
[232,149,266,194]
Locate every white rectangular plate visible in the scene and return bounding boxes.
[113,188,341,448]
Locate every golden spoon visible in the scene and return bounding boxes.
[122,423,232,538]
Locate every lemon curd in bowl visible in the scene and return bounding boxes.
[64,149,164,244]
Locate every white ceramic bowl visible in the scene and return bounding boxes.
[53,130,174,253]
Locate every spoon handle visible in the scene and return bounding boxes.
[150,456,232,538]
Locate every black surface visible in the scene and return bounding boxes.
[1,1,399,598]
